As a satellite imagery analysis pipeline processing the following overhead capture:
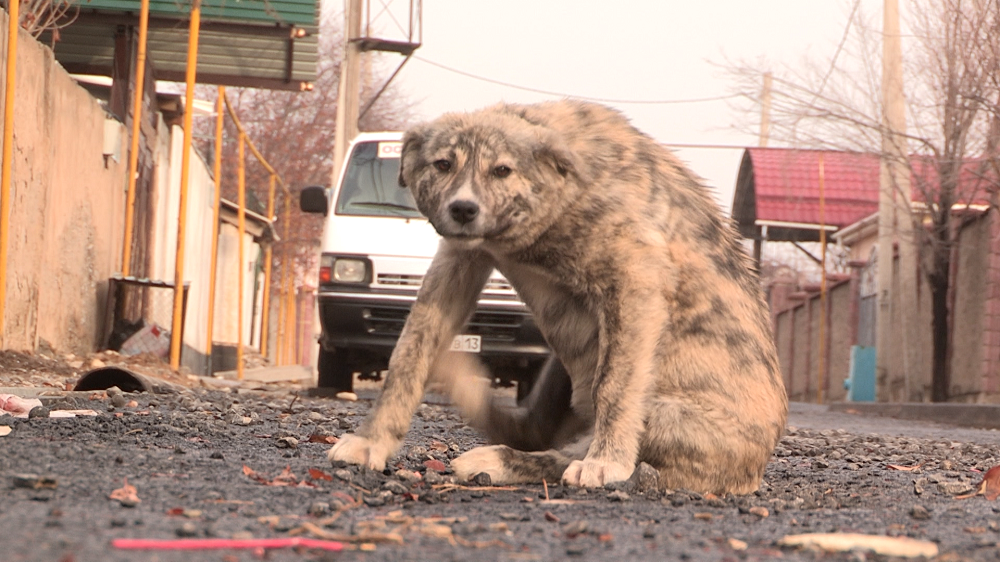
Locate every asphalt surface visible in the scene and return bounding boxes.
[2,383,1000,562]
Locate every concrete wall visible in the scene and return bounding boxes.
[774,280,854,403]
[1,12,127,353]
[0,18,268,372]
[951,214,988,400]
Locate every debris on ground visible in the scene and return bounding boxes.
[112,537,344,552]
[13,474,58,490]
[0,394,44,417]
[109,478,141,507]
[956,465,1000,501]
[778,533,939,558]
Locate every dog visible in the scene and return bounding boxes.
[328,100,788,494]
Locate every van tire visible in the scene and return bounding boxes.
[317,348,354,392]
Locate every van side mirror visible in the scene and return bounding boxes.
[300,185,329,215]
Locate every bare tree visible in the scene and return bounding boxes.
[9,0,79,39]
[725,0,1000,401]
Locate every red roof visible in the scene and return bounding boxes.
[732,147,997,242]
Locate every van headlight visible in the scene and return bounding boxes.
[319,255,369,284]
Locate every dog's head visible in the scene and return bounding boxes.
[397,106,583,250]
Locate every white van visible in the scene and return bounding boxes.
[300,132,550,397]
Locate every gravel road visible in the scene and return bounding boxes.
[2,383,999,562]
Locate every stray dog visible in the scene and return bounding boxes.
[328,100,788,494]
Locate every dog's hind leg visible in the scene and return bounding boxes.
[436,353,584,451]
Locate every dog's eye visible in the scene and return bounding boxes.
[492,165,512,179]
[433,159,452,172]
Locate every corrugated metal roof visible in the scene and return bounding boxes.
[732,148,880,242]
[81,0,317,27]
[732,147,999,242]
[44,0,318,90]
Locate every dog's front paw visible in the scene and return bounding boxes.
[562,458,634,488]
[327,433,390,471]
[451,445,511,484]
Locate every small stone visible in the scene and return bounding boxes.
[812,459,829,469]
[210,451,224,460]
[728,538,748,551]
[307,411,325,422]
[626,462,660,494]
[28,406,50,419]
[89,358,106,369]
[562,520,588,536]
[175,522,199,537]
[275,437,298,449]
[423,470,444,485]
[544,511,560,523]
[910,505,932,520]
[643,526,657,539]
[499,513,520,521]
[471,472,492,486]
[363,495,386,507]
[382,480,409,495]
[607,490,631,502]
[749,506,769,518]
[423,459,447,473]
[566,545,587,556]
[937,481,974,495]
[109,518,127,528]
[106,386,123,397]
[694,512,713,521]
[395,469,422,482]
[110,394,128,408]
[333,469,353,482]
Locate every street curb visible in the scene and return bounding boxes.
[828,402,1000,430]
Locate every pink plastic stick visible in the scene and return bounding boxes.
[112,537,344,552]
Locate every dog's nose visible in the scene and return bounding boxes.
[448,200,480,225]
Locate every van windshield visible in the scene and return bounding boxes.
[335,141,425,219]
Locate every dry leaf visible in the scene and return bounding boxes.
[0,426,11,437]
[429,441,449,453]
[308,468,333,481]
[982,465,1000,501]
[956,465,1000,500]
[307,434,338,444]
[887,463,923,471]
[109,478,141,505]
[779,533,938,558]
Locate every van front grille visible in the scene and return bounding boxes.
[363,306,523,342]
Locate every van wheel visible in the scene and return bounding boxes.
[317,348,354,392]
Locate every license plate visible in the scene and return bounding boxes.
[450,335,481,353]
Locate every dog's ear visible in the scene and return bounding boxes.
[534,129,588,184]
[398,124,429,188]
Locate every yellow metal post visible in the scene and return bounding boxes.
[0,0,21,343]
[280,198,294,364]
[120,0,150,277]
[169,0,202,370]
[259,174,276,359]
[205,86,224,366]
[236,132,246,380]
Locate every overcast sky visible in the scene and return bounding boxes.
[365,0,870,214]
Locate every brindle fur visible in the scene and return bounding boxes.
[328,100,788,494]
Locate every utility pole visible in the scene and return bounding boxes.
[754,72,773,267]
[878,0,920,401]
[331,0,363,187]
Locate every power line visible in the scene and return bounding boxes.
[413,56,739,105]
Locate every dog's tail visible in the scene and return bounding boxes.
[431,353,580,451]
